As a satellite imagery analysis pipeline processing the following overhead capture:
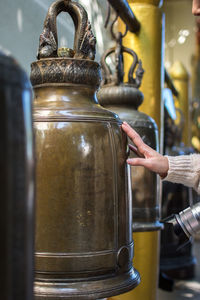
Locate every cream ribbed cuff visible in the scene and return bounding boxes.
[163,154,200,194]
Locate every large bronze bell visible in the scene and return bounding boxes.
[30,1,140,299]
[0,50,35,300]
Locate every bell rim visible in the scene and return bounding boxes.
[132,221,164,232]
[98,84,144,109]
[34,268,140,299]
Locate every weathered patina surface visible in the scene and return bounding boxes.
[31,1,140,299]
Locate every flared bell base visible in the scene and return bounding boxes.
[34,268,140,300]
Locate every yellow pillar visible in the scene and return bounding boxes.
[170,61,190,146]
[108,1,164,300]
[119,0,164,130]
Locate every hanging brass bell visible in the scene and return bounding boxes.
[30,1,140,299]
[98,34,162,233]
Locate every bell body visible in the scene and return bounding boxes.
[98,85,162,300]
[0,51,35,300]
[32,2,140,297]
[32,63,140,299]
[98,85,161,233]
[160,146,196,280]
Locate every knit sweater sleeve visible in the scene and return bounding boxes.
[163,154,200,194]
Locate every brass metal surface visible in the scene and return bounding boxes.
[58,47,75,57]
[98,88,161,232]
[31,1,140,299]
[0,51,35,300]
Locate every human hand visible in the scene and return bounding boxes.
[122,122,169,178]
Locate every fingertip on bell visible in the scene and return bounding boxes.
[126,159,132,164]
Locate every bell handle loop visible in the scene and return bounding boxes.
[110,11,128,41]
[122,47,138,83]
[101,45,144,88]
[122,47,144,88]
[38,0,96,60]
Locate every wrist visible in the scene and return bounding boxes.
[159,156,169,179]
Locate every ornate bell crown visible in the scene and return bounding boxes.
[98,12,145,109]
[30,0,101,88]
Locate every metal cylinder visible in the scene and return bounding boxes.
[31,1,140,299]
[175,202,200,238]
[165,202,200,239]
[0,50,35,300]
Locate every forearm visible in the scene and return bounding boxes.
[163,154,200,194]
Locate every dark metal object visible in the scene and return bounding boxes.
[107,0,140,33]
[165,69,179,98]
[160,109,196,280]
[98,24,162,232]
[164,202,200,239]
[31,1,140,299]
[0,51,35,300]
[160,182,196,280]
